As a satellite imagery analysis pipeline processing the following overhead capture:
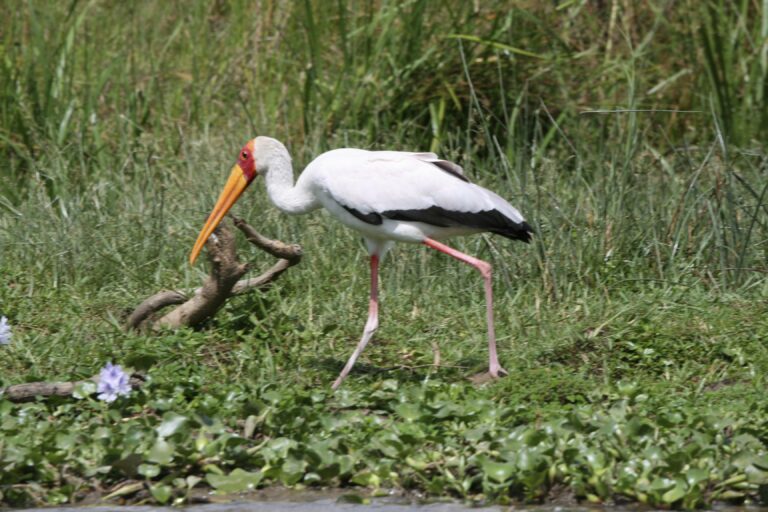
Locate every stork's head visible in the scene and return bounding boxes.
[189,139,259,264]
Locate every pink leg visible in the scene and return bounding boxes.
[423,238,507,378]
[332,255,379,390]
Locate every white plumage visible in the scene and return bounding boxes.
[305,148,527,243]
[190,136,532,389]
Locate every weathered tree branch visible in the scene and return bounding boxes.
[126,217,302,331]
[126,291,187,329]
[1,374,145,403]
[232,215,303,261]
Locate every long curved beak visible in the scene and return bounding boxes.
[189,164,250,264]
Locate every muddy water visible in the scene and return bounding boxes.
[23,502,502,512]
[17,488,767,512]
[16,490,574,512]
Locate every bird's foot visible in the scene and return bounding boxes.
[489,366,509,378]
[469,366,508,385]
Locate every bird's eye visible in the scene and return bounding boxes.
[241,151,248,160]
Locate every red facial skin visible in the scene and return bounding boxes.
[238,140,257,181]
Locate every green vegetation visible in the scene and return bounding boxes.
[1,0,767,508]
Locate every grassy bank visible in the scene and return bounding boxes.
[1,0,767,508]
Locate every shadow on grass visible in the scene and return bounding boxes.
[311,354,484,385]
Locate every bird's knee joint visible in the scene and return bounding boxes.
[476,261,492,279]
[363,318,379,336]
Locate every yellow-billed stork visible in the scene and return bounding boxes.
[190,137,532,389]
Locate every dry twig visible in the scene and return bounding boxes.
[127,217,302,331]
[1,374,145,403]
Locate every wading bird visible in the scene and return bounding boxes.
[190,137,532,389]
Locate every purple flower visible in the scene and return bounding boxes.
[0,316,11,345]
[97,362,132,402]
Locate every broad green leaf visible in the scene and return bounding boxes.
[395,403,422,421]
[754,453,768,470]
[147,438,174,465]
[662,481,687,503]
[149,484,172,504]
[156,412,187,438]
[73,381,96,399]
[280,456,308,485]
[686,468,709,486]
[138,463,160,478]
[481,459,514,483]
[206,468,263,493]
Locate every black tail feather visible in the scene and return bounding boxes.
[382,206,534,243]
[492,220,533,243]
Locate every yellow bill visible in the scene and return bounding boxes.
[189,164,250,264]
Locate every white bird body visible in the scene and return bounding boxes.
[264,145,530,252]
[190,136,532,389]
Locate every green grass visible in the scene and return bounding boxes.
[1,0,768,508]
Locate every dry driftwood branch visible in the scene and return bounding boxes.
[2,374,145,403]
[232,215,303,261]
[127,217,302,331]
[126,291,187,329]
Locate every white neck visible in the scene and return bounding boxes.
[261,141,318,215]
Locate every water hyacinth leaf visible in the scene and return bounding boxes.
[463,425,489,442]
[733,433,762,448]
[686,468,709,486]
[643,446,664,465]
[626,416,654,438]
[405,456,428,470]
[522,429,548,447]
[395,403,422,421]
[149,484,172,504]
[261,390,283,404]
[649,477,675,491]
[583,449,606,471]
[263,437,296,460]
[195,431,210,452]
[662,479,687,503]
[337,455,355,476]
[72,381,97,399]
[351,471,381,488]
[434,402,463,419]
[206,469,263,493]
[280,456,308,485]
[732,450,759,469]
[480,458,514,483]
[586,493,602,503]
[147,438,175,465]
[85,465,112,477]
[138,464,160,478]
[156,412,188,438]
[659,411,684,426]
[745,464,768,485]
[308,440,337,466]
[754,454,768,470]
[55,432,77,450]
